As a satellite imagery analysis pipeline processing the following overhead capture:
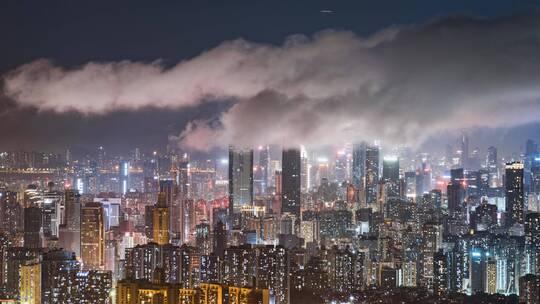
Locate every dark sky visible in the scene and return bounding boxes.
[1,0,539,155]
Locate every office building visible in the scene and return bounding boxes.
[506,162,524,225]
[81,202,105,270]
[229,147,253,214]
[282,148,301,217]
[153,192,170,245]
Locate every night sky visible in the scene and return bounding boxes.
[1,1,539,156]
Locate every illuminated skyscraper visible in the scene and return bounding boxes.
[0,234,9,289]
[505,162,524,225]
[300,146,309,193]
[94,197,121,230]
[258,146,270,194]
[159,179,177,239]
[461,133,469,168]
[282,148,301,218]
[180,199,195,244]
[352,143,366,192]
[334,148,348,184]
[524,140,540,202]
[0,190,21,236]
[486,146,498,186]
[525,213,540,274]
[418,161,432,195]
[19,262,41,304]
[119,160,130,195]
[59,190,81,258]
[171,155,189,239]
[196,223,211,256]
[177,155,190,197]
[23,206,42,249]
[485,258,497,294]
[433,250,448,295]
[42,189,62,239]
[382,156,400,198]
[97,146,106,169]
[404,171,417,201]
[81,202,105,270]
[153,192,170,245]
[229,147,253,214]
[420,222,442,291]
[365,145,380,206]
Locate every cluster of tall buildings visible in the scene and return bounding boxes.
[1,137,540,303]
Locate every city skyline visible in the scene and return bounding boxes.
[2,2,540,304]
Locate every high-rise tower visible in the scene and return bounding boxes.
[59,190,81,258]
[153,192,170,245]
[81,202,105,269]
[228,146,253,214]
[506,162,524,225]
[282,148,301,217]
[382,156,400,198]
[23,206,42,249]
[365,145,380,206]
[352,143,366,191]
[258,145,270,194]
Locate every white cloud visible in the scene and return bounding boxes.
[4,14,540,150]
